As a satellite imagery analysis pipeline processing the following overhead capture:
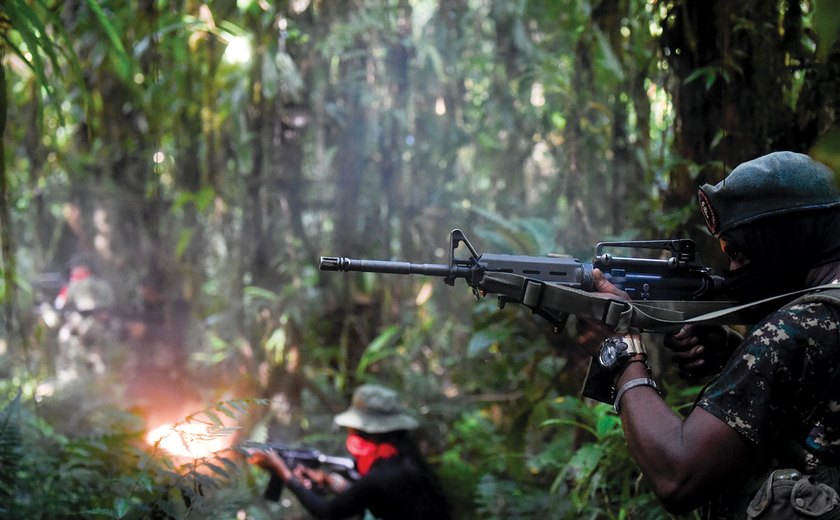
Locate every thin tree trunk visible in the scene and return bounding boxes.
[0,58,28,372]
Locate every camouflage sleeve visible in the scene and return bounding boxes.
[696,302,840,448]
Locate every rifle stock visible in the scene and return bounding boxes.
[320,229,744,332]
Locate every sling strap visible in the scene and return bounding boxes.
[790,287,840,308]
[479,271,840,333]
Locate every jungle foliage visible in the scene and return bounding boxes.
[2,0,840,518]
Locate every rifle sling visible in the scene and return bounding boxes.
[620,282,840,330]
[481,272,840,332]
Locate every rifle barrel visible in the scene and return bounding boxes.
[320,257,460,278]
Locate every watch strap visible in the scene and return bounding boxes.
[618,332,645,356]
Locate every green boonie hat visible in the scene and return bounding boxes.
[333,384,419,434]
[697,151,840,237]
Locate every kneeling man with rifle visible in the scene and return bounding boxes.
[249,384,452,520]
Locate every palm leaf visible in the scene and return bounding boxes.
[82,0,133,81]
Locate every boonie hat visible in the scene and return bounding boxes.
[334,384,419,434]
[697,151,840,237]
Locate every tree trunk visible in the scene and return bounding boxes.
[659,0,826,236]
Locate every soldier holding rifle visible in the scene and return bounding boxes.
[585,151,840,518]
[249,384,452,520]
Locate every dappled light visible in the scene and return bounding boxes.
[3,0,840,518]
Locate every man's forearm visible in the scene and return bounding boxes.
[614,362,751,513]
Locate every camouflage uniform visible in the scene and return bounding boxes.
[677,152,840,517]
[697,300,840,515]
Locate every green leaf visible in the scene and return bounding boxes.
[214,403,236,420]
[194,187,216,212]
[355,325,402,377]
[265,328,287,363]
[467,327,512,357]
[814,0,840,61]
[3,0,59,102]
[244,286,279,302]
[594,410,621,438]
[595,29,624,81]
[202,409,224,428]
[83,0,134,82]
[567,442,605,482]
[175,228,194,260]
[202,461,230,479]
[114,497,131,517]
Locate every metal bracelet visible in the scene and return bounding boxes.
[613,377,660,414]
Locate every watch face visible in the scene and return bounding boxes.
[599,337,628,369]
[599,344,619,368]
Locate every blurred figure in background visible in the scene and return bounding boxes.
[54,254,119,380]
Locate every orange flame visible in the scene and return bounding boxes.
[145,422,232,459]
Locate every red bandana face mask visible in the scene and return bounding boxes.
[345,434,398,475]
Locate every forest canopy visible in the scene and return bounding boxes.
[2,0,840,518]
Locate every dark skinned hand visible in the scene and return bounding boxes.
[576,269,632,355]
[663,324,742,380]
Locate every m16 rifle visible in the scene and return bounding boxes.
[254,443,359,501]
[320,229,746,332]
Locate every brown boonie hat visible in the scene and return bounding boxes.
[333,384,419,434]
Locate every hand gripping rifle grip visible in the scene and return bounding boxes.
[264,472,285,502]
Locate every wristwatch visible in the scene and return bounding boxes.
[598,332,645,372]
